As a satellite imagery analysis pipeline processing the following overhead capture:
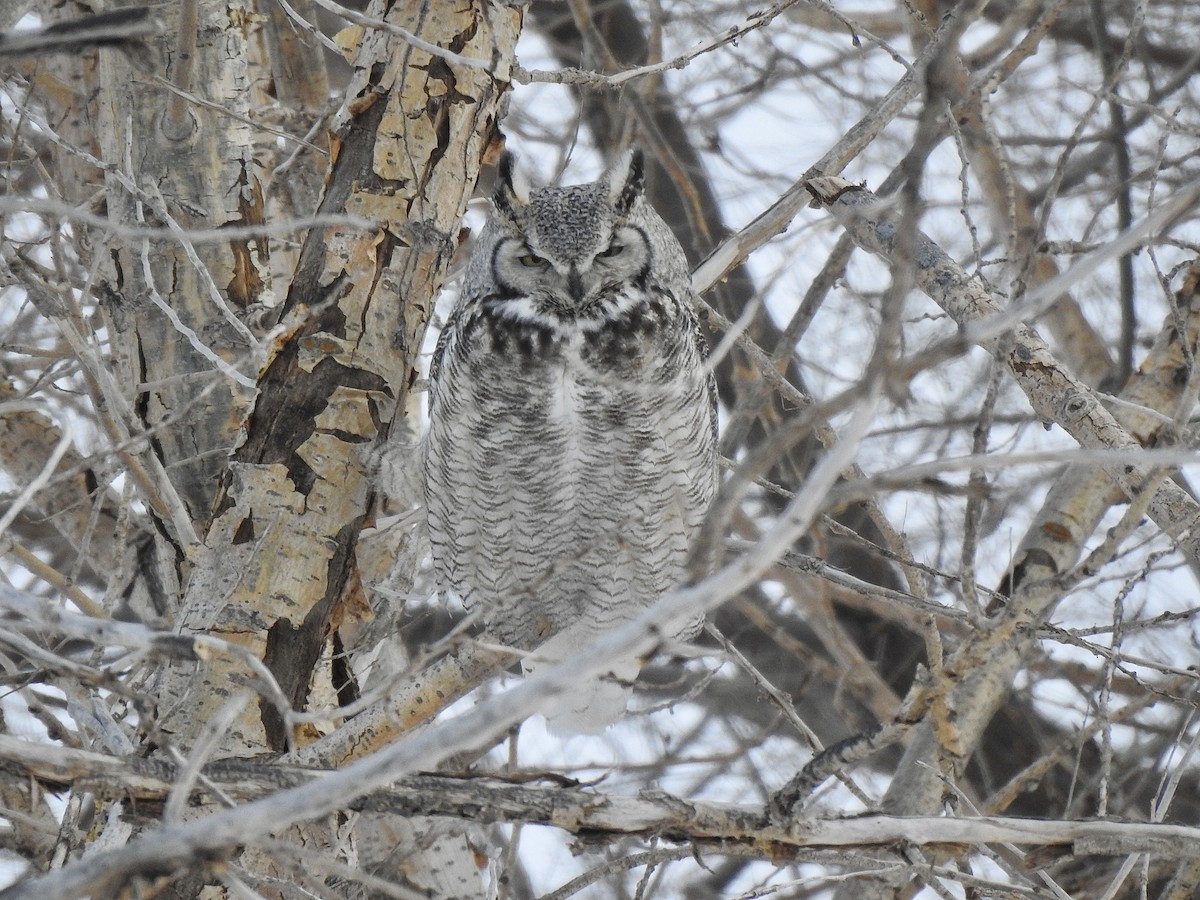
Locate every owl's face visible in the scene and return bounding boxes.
[484,151,654,325]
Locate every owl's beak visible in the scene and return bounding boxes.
[566,266,586,303]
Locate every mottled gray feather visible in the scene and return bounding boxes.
[424,149,718,731]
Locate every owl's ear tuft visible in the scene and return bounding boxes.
[493,152,529,225]
[607,147,645,217]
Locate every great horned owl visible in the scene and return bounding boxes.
[424,148,718,732]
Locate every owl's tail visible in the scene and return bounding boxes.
[521,632,642,735]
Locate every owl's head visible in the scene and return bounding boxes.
[482,149,663,318]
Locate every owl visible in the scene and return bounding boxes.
[424,148,718,732]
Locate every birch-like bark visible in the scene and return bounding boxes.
[142,1,522,894]
[3,0,520,893]
[158,0,521,756]
[94,0,268,532]
[998,261,1200,604]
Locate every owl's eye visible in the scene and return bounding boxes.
[597,241,624,259]
[518,252,546,267]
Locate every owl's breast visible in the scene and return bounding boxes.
[425,286,716,650]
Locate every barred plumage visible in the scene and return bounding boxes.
[424,149,718,732]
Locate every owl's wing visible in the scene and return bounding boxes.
[428,302,466,390]
[680,288,719,443]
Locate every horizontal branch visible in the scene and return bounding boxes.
[2,735,1196,864]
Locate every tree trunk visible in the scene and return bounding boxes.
[16,0,521,894]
